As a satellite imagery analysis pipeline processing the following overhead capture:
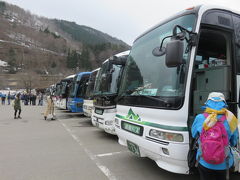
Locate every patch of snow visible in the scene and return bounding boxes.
[8,18,14,22]
[0,60,9,67]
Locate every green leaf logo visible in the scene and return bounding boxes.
[126,108,141,121]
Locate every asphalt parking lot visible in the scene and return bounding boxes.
[0,104,239,180]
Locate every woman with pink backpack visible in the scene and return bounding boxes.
[191,92,239,180]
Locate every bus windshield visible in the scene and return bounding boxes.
[60,82,68,95]
[69,76,78,98]
[55,84,61,96]
[94,60,122,95]
[118,14,196,109]
[85,70,99,99]
[76,74,90,98]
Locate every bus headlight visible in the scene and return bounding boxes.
[149,129,184,142]
[104,108,116,113]
[105,120,113,125]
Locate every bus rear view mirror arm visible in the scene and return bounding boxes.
[152,25,197,56]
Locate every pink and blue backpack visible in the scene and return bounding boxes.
[199,113,229,164]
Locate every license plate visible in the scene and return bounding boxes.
[121,121,143,136]
[127,140,140,156]
[95,108,103,115]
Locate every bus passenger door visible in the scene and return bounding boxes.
[190,28,236,117]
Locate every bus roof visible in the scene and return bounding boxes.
[91,68,100,73]
[134,4,240,43]
[65,74,75,79]
[102,50,130,64]
[75,72,91,76]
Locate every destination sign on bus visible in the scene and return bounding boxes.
[121,121,143,136]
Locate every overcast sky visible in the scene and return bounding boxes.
[4,0,240,45]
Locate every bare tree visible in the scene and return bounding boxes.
[19,72,39,92]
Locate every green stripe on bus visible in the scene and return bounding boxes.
[116,114,188,131]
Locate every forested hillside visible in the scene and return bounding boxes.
[0,1,130,77]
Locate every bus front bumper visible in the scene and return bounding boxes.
[68,101,83,113]
[115,126,189,174]
[92,111,116,135]
[83,105,92,117]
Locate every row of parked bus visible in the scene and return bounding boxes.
[51,5,240,175]
[53,50,129,135]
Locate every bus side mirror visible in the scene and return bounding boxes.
[109,56,127,66]
[165,39,184,67]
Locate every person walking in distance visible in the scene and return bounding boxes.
[7,92,11,105]
[13,93,22,119]
[191,92,239,180]
[39,93,44,106]
[1,93,6,105]
[44,95,55,120]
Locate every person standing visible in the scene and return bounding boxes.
[13,93,22,119]
[44,95,55,120]
[191,92,239,180]
[37,93,41,105]
[40,93,44,106]
[1,93,6,105]
[7,92,11,105]
[32,94,36,106]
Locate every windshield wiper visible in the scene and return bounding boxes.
[129,83,152,95]
[134,94,170,106]
[115,84,153,102]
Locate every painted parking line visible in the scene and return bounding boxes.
[96,151,129,158]
[59,119,118,180]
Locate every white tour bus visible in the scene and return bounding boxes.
[54,82,61,107]
[83,68,100,117]
[56,74,75,109]
[115,5,240,174]
[92,51,129,134]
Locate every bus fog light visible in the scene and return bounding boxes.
[149,129,183,142]
[162,148,169,155]
[105,121,113,125]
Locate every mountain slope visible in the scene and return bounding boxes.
[0,1,130,89]
[0,1,130,73]
[53,19,128,46]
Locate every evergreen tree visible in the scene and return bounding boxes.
[0,1,6,15]
[80,47,91,70]
[44,27,50,34]
[66,49,79,69]
[51,61,57,68]
[8,48,16,67]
